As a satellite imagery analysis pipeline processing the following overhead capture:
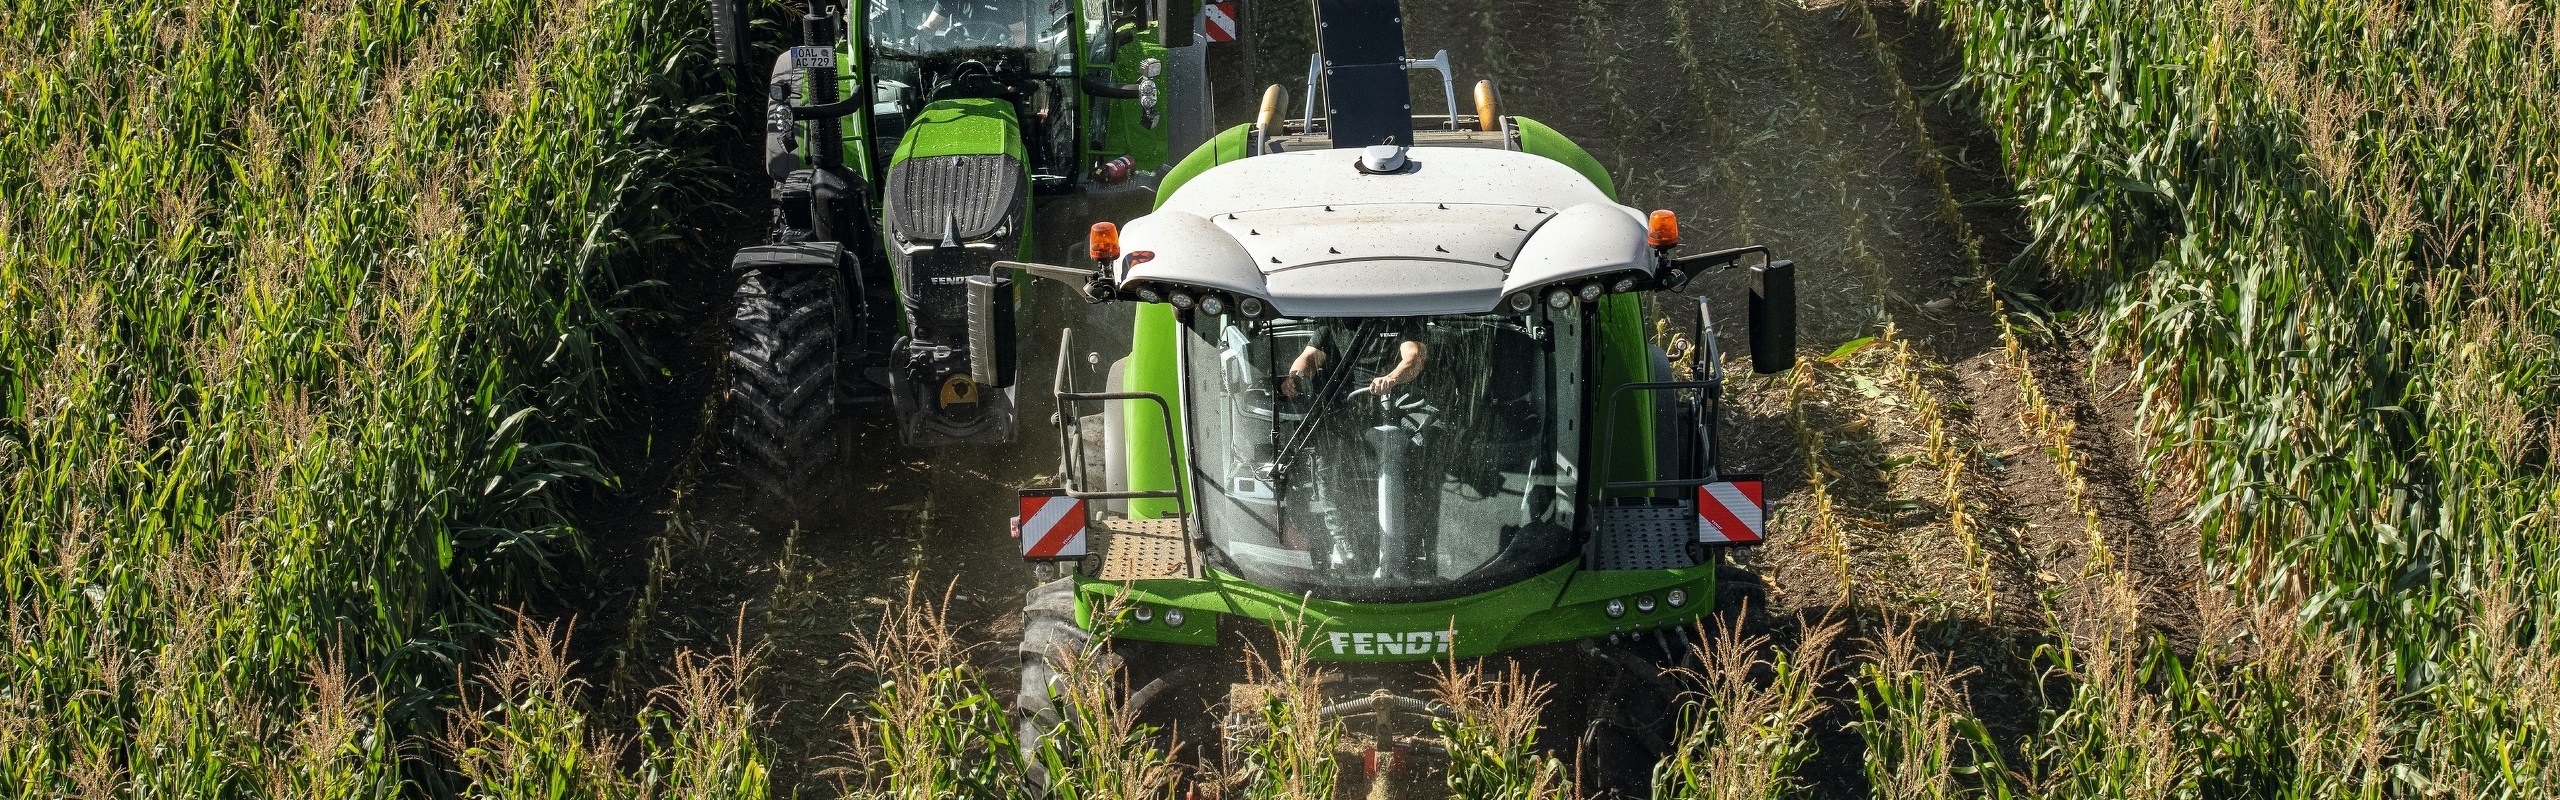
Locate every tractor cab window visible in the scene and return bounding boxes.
[864,0,1077,180]
[1181,310,1585,603]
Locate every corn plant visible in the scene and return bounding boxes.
[1652,610,1843,800]
[1433,657,1568,800]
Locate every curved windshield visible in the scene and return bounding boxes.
[866,0,1072,67]
[864,0,1078,183]
[1182,311,1585,602]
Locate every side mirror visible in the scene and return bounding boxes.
[1748,260,1796,374]
[967,275,1017,389]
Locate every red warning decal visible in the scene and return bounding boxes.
[1204,2,1238,42]
[1698,478,1765,544]
[1019,492,1088,559]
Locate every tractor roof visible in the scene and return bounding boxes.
[1113,147,1654,317]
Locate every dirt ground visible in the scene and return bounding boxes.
[547,1,2198,796]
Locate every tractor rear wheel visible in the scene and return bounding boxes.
[728,265,848,506]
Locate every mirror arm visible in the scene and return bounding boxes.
[995,259,1116,301]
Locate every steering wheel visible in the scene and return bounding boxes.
[1346,385,1434,428]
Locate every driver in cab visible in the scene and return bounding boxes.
[1281,318,1427,399]
[1274,318,1440,582]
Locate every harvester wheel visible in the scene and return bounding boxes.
[1015,578,1103,785]
[728,265,848,506]
[1015,579,1219,784]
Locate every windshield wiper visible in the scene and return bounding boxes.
[1259,321,1382,487]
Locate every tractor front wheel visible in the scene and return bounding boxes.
[727,265,848,508]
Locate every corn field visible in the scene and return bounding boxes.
[1941,0,2560,794]
[0,0,763,794]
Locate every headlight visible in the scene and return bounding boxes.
[1132,605,1154,622]
[1578,282,1604,303]
[1169,290,1195,310]
[1604,598,1626,619]
[1666,588,1687,608]
[1239,296,1267,317]
[1612,276,1638,293]
[1636,595,1657,613]
[1507,292,1534,313]
[1197,294,1226,316]
[1163,607,1186,627]
[1545,287,1573,309]
[1135,285,1164,304]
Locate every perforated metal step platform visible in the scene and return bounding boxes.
[1590,502,1700,570]
[1091,517,1196,581]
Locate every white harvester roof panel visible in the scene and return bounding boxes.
[1116,147,1653,316]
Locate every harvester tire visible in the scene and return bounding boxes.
[728,265,847,506]
[1015,578,1103,786]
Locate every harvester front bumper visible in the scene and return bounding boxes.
[1068,560,1716,661]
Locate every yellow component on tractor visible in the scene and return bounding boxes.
[939,374,979,407]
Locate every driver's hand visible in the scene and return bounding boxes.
[1282,374,1301,398]
[1369,374,1399,395]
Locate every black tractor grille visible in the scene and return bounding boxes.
[884,154,1024,243]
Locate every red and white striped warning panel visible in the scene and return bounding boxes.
[1698,478,1765,544]
[1019,492,1088,559]
[1204,2,1238,42]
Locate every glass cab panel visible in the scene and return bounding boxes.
[1181,310,1586,602]
[864,0,1078,180]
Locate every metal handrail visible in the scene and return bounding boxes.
[1592,380,1721,491]
[1591,294,1734,490]
[1051,329,1191,510]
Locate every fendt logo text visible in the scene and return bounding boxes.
[1326,630,1453,656]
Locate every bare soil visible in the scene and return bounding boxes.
[543,1,2198,796]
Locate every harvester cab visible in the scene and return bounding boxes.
[711,0,1217,501]
[1002,0,1802,786]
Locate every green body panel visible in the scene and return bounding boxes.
[1087,30,1176,171]
[1076,563,1715,659]
[891,98,1030,164]
[1513,117,1617,200]
[1592,294,1659,499]
[1125,303,1188,520]
[1157,124,1256,202]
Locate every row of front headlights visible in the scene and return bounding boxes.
[1131,268,1654,317]
[1503,269,1653,314]
[1129,604,1187,627]
[1602,587,1689,620]
[1130,283,1270,319]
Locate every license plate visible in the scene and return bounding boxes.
[789,46,836,70]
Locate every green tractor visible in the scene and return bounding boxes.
[989,0,1800,788]
[710,0,1222,499]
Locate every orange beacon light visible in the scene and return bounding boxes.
[1088,222,1120,262]
[1647,210,1680,248]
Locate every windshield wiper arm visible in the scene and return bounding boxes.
[1261,322,1381,486]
